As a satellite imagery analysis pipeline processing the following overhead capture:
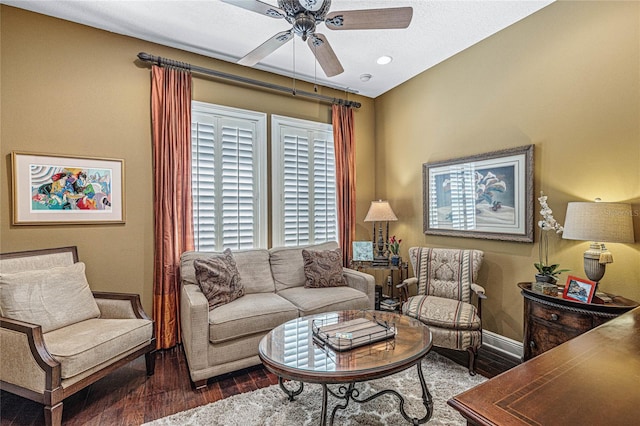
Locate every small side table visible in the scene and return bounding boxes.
[350,260,409,309]
[518,282,638,361]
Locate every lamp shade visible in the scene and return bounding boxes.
[364,200,398,222]
[562,202,635,243]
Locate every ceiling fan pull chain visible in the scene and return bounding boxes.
[292,36,296,96]
[314,43,318,93]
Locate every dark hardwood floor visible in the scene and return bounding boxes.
[1,345,519,426]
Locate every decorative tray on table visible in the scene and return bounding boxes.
[312,313,396,352]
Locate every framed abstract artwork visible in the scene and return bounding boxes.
[11,151,125,225]
[423,145,534,242]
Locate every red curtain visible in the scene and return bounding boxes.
[151,65,194,349]
[332,104,356,267]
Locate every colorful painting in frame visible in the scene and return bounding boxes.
[423,145,534,242]
[11,152,125,225]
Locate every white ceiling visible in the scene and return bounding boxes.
[3,0,554,98]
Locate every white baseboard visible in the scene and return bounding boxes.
[482,330,523,360]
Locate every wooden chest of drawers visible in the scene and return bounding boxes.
[519,282,638,361]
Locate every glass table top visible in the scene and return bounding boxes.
[259,310,432,378]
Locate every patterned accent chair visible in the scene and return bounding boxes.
[399,247,485,375]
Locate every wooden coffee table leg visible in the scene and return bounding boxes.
[278,377,304,401]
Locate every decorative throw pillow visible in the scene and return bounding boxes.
[193,248,244,310]
[302,248,347,288]
[0,262,101,333]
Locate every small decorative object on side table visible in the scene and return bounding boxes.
[518,282,638,361]
[532,191,569,296]
[350,260,408,310]
[388,235,402,266]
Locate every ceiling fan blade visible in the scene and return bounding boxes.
[238,31,293,67]
[325,7,413,30]
[220,0,285,19]
[307,34,344,77]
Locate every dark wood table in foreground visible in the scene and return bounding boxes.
[447,306,640,426]
[259,310,433,425]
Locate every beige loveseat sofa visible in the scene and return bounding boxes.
[180,241,375,388]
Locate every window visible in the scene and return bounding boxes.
[191,101,267,251]
[271,115,337,247]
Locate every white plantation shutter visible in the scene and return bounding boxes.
[272,115,337,247]
[283,131,310,245]
[191,120,217,251]
[191,101,267,251]
[313,135,337,242]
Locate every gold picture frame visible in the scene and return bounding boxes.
[11,151,125,225]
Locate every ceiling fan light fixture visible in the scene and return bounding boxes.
[376,55,393,65]
[224,1,413,78]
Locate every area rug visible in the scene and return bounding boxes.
[143,352,485,425]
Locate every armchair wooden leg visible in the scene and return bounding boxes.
[145,350,156,376]
[467,347,478,376]
[193,379,208,390]
[44,402,63,426]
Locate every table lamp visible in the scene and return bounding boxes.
[562,200,635,287]
[364,200,398,266]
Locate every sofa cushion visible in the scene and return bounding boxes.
[181,249,275,294]
[270,241,339,291]
[402,295,481,330]
[208,293,298,343]
[302,248,346,288]
[277,286,370,317]
[0,262,100,333]
[194,249,245,310]
[232,249,276,294]
[43,318,153,379]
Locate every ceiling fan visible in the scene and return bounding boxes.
[221,0,413,77]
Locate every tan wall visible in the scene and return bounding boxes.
[2,2,638,343]
[375,1,640,340]
[0,6,376,314]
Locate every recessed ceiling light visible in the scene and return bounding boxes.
[359,73,372,82]
[376,56,393,65]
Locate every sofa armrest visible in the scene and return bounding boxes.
[0,317,61,398]
[93,292,150,320]
[180,284,210,372]
[342,268,376,309]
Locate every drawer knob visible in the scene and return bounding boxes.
[550,314,559,321]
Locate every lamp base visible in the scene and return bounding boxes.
[583,242,611,289]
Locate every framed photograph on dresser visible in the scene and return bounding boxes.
[562,275,596,303]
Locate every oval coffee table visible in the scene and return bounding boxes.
[258,310,433,425]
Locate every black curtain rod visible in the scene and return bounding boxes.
[137,52,361,109]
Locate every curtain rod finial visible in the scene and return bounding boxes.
[138,52,153,62]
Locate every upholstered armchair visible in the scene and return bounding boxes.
[0,246,156,426]
[398,247,485,375]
